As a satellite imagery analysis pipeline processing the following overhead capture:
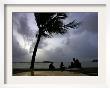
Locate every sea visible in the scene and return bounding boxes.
[13,61,98,69]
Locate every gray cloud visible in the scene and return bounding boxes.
[12,35,29,62]
[12,13,36,62]
[82,12,98,33]
[66,12,98,35]
[12,12,98,62]
[35,12,98,62]
[12,13,37,38]
[39,31,98,62]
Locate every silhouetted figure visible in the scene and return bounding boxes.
[67,58,82,72]
[73,58,76,62]
[60,62,65,71]
[49,62,55,71]
[68,62,74,68]
[73,58,77,68]
[75,59,81,68]
[71,58,82,68]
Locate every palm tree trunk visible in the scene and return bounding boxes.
[30,30,42,76]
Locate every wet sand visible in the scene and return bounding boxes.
[13,71,87,76]
[13,67,98,76]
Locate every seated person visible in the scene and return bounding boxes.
[49,62,55,71]
[75,59,82,68]
[60,62,65,71]
[68,59,81,69]
[68,62,74,68]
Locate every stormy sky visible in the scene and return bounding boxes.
[12,12,98,62]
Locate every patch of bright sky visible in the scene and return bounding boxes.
[43,36,66,51]
[27,13,38,32]
[13,29,31,53]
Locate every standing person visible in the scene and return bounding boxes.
[60,62,65,72]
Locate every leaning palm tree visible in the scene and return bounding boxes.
[30,13,80,75]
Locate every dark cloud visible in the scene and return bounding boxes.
[82,12,98,33]
[12,13,37,62]
[65,32,98,57]
[66,12,98,35]
[12,12,98,62]
[36,13,98,62]
[12,13,35,38]
[40,31,98,62]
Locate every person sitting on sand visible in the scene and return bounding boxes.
[73,58,77,68]
[75,59,82,68]
[68,58,81,69]
[60,62,65,72]
[49,62,55,71]
[68,62,74,68]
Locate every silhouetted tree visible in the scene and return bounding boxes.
[30,13,80,75]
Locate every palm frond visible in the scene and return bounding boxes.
[34,13,80,38]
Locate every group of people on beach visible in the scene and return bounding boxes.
[49,58,82,71]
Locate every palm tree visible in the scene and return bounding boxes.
[30,13,80,75]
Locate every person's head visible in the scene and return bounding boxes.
[76,59,79,62]
[61,62,63,65]
[73,58,75,61]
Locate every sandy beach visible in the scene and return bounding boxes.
[13,67,98,76]
[13,71,88,76]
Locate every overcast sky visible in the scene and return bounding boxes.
[12,12,98,62]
